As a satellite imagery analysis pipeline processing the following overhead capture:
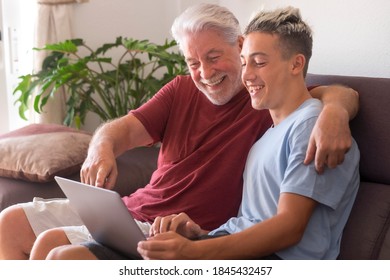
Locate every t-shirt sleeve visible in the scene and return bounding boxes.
[130,77,179,143]
[280,118,359,210]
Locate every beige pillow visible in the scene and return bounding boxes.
[0,125,92,183]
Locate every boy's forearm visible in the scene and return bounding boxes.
[193,215,303,259]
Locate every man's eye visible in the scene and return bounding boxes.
[188,62,200,69]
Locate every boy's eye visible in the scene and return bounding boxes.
[255,61,266,67]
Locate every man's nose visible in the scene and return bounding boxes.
[200,63,214,80]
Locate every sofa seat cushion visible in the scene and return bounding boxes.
[378,223,390,259]
[339,181,390,259]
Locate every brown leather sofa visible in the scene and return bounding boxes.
[0,73,389,259]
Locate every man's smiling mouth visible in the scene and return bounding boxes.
[201,75,226,87]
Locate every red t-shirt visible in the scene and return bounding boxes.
[122,75,272,230]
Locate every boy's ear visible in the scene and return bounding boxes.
[291,54,306,74]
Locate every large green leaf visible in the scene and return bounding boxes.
[35,39,79,54]
[12,37,188,128]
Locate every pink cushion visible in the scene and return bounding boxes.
[0,124,91,183]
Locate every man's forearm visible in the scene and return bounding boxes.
[89,113,153,157]
[309,85,359,120]
[89,119,125,158]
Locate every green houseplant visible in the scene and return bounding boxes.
[13,37,188,128]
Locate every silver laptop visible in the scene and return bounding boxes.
[54,176,146,258]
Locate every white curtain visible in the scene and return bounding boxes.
[31,0,88,125]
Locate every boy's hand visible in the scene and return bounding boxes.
[149,213,206,239]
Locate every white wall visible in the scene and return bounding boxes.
[73,0,178,47]
[221,0,390,78]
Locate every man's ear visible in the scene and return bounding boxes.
[238,35,245,50]
[291,54,306,74]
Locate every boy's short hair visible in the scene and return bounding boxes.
[244,7,313,75]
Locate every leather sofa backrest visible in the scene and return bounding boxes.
[306,73,390,185]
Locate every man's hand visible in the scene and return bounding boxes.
[304,104,352,173]
[80,114,154,189]
[306,84,358,173]
[80,147,118,189]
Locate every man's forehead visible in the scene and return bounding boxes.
[184,47,223,61]
[182,35,237,61]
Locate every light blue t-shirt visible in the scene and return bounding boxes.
[209,99,360,259]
